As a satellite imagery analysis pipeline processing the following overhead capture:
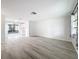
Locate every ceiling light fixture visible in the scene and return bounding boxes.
[31,12,37,15]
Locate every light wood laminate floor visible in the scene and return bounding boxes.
[2,37,77,59]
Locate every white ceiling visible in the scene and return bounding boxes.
[1,0,77,21]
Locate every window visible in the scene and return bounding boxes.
[8,24,19,33]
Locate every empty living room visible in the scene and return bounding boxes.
[1,0,78,59]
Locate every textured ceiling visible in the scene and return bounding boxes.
[1,0,77,21]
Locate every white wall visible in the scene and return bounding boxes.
[29,16,71,41]
[1,15,5,43]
